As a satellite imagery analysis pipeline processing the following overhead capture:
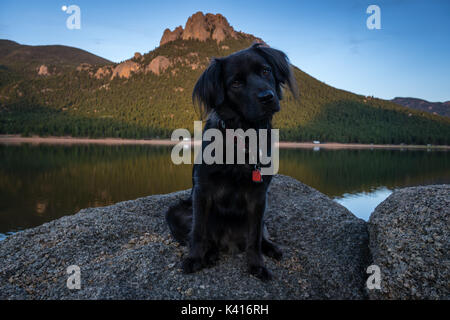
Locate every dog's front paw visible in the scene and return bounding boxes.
[249,265,273,281]
[182,257,203,274]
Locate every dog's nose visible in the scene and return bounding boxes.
[257,90,274,104]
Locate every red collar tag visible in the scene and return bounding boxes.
[252,168,263,183]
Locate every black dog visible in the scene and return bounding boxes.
[166,43,297,280]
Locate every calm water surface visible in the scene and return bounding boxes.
[0,144,449,240]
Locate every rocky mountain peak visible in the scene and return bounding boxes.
[160,11,238,46]
[160,26,183,46]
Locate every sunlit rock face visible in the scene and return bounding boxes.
[145,56,171,75]
[160,11,238,46]
[37,64,50,76]
[111,60,140,79]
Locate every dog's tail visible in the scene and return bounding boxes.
[165,197,193,246]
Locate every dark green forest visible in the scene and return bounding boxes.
[1,38,449,144]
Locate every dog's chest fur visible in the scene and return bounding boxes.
[211,172,269,215]
[194,168,271,251]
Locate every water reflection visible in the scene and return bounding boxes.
[0,144,448,237]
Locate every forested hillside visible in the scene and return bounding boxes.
[392,97,450,118]
[0,14,449,144]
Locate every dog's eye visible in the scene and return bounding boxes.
[262,67,271,76]
[231,80,242,88]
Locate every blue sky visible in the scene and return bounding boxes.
[1,0,449,101]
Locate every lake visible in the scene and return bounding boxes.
[0,144,449,240]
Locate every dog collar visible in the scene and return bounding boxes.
[214,117,264,183]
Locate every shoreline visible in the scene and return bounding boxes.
[0,134,448,150]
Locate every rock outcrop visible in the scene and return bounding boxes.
[367,185,449,299]
[0,175,370,300]
[94,66,112,79]
[88,12,262,81]
[1,175,447,300]
[160,26,184,46]
[37,64,50,76]
[111,60,140,79]
[145,56,171,75]
[160,11,238,46]
[76,63,91,72]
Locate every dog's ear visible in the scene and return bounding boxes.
[192,58,224,118]
[252,43,298,100]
